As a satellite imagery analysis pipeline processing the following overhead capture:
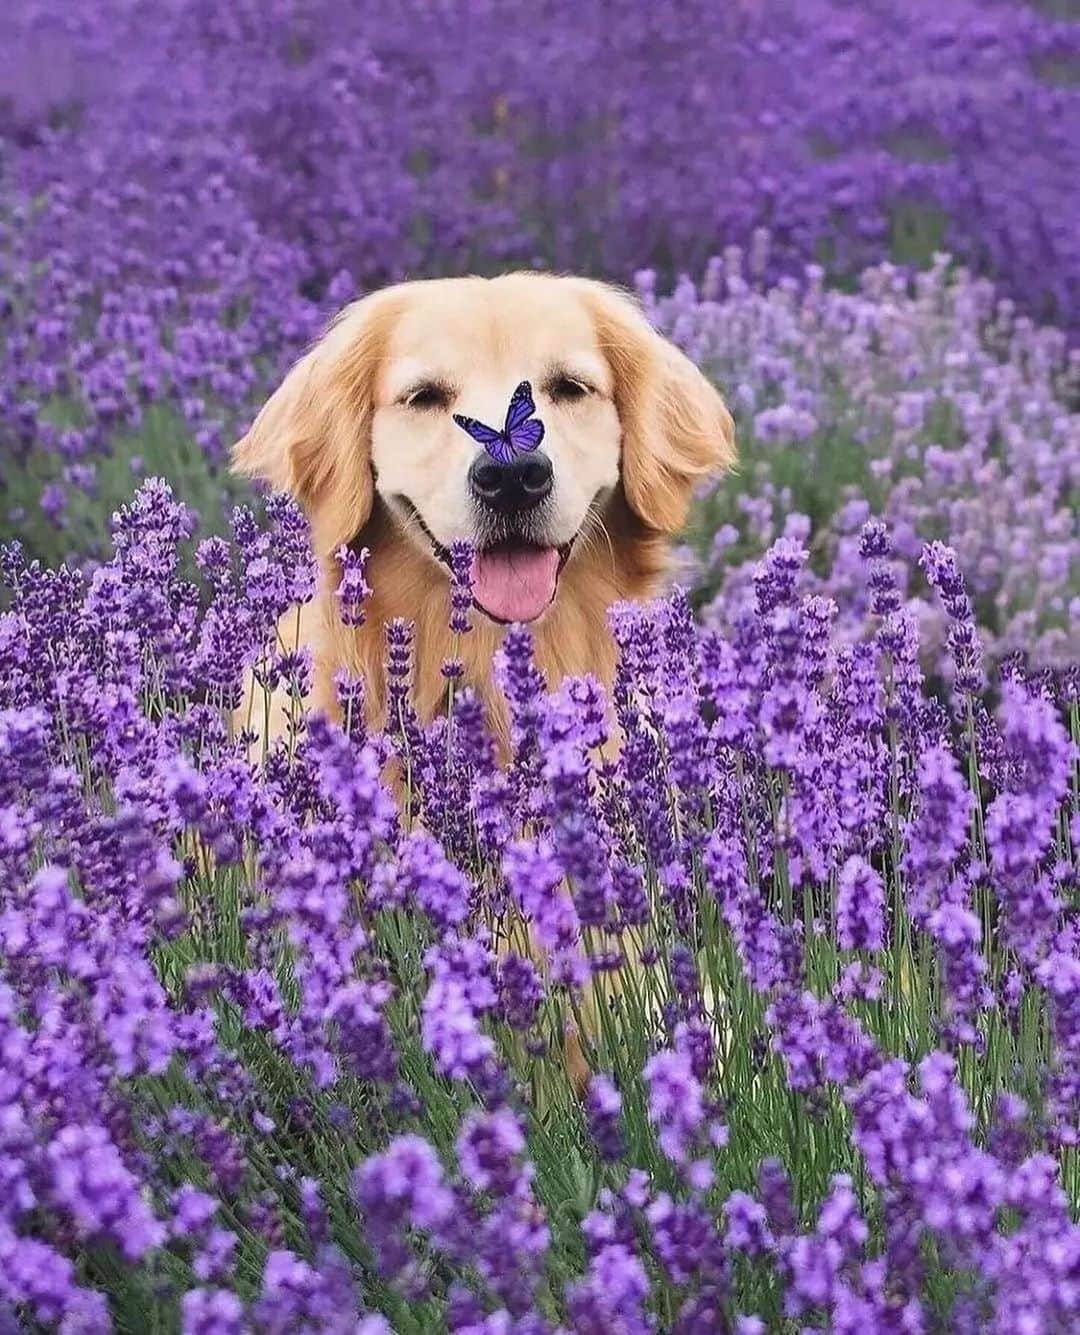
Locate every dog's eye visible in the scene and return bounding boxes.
[548,375,592,402]
[403,382,450,410]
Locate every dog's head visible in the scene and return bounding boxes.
[233,273,735,624]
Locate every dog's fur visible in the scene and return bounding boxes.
[233,272,735,739]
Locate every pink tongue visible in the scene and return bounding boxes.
[471,546,560,623]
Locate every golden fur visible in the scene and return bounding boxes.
[233,271,735,737]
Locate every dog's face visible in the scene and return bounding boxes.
[234,273,735,624]
[371,280,622,622]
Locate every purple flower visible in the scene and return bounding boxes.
[170,1185,219,1240]
[253,1247,367,1333]
[566,1244,653,1335]
[646,1191,728,1288]
[182,1288,245,1335]
[456,1108,529,1198]
[859,519,902,618]
[354,1136,455,1280]
[299,1177,329,1248]
[920,542,984,696]
[902,745,974,927]
[585,1075,626,1162]
[502,839,586,987]
[335,544,371,627]
[754,537,807,616]
[723,1191,774,1258]
[192,1228,239,1283]
[0,1229,110,1331]
[448,540,474,637]
[836,856,886,952]
[47,1123,165,1260]
[642,1045,725,1186]
[421,937,502,1092]
[397,831,471,932]
[496,952,544,1031]
[703,831,793,994]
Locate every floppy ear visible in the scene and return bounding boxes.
[580,281,736,534]
[232,289,400,555]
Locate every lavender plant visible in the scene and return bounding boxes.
[2,2,1079,574]
[0,481,1075,1331]
[1,4,1078,1327]
[650,249,1079,673]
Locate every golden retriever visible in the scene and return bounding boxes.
[233,271,735,741]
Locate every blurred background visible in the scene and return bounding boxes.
[1,0,1077,667]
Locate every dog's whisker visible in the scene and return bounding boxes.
[391,498,445,559]
[576,501,617,578]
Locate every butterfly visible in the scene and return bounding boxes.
[453,380,545,465]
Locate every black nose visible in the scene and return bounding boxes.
[468,452,553,513]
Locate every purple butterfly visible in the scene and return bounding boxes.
[453,380,545,464]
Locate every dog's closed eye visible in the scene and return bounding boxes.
[400,380,454,410]
[546,372,594,402]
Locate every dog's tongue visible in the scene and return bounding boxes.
[471,545,560,623]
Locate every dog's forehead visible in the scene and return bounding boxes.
[384,279,603,381]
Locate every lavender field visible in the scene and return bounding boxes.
[1,3,1079,1332]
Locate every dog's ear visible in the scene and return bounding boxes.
[232,290,400,554]
[580,281,735,534]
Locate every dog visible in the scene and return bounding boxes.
[233,271,735,1092]
[232,271,735,743]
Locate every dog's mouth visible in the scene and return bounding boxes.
[393,497,573,625]
[468,539,571,624]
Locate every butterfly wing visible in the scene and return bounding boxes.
[504,381,537,433]
[485,433,516,465]
[454,413,515,464]
[454,414,504,449]
[504,380,545,453]
[508,418,545,452]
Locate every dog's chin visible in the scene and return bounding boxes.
[389,496,574,626]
